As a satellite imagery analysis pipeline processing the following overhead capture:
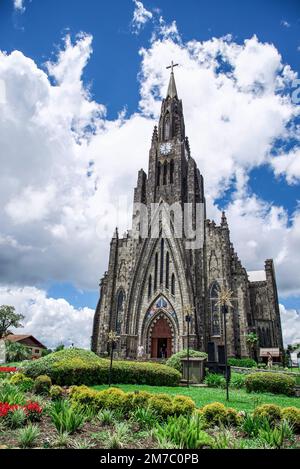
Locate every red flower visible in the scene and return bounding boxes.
[0,367,17,372]
[0,401,42,421]
[0,402,20,417]
[24,401,43,421]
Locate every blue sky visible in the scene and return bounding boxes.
[0,0,299,347]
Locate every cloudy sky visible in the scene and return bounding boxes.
[0,0,299,348]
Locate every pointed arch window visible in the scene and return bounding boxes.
[170,160,174,184]
[165,252,170,289]
[154,252,158,291]
[115,290,124,334]
[156,163,161,187]
[163,162,168,185]
[210,282,221,337]
[160,238,164,284]
[164,113,170,140]
[148,275,152,299]
[171,273,175,295]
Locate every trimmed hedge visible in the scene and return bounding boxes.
[166,350,208,373]
[22,349,181,386]
[245,372,295,396]
[228,358,257,368]
[69,386,196,419]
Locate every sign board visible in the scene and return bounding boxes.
[259,348,280,357]
[0,339,6,364]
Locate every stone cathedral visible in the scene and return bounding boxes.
[92,67,283,362]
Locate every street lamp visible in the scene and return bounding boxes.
[107,330,120,387]
[183,305,194,388]
[216,288,235,401]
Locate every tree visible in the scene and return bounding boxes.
[5,341,31,362]
[246,332,258,361]
[0,305,24,339]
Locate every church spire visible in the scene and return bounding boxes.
[166,61,178,99]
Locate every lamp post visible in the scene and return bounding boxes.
[216,288,235,402]
[107,330,120,387]
[183,305,194,388]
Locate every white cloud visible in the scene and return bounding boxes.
[280,304,300,345]
[131,0,153,34]
[13,0,25,13]
[271,148,300,184]
[0,25,300,315]
[281,20,291,28]
[0,286,94,349]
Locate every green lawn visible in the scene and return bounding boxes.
[92,384,300,412]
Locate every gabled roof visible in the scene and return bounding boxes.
[5,334,47,349]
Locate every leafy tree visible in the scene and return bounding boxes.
[0,305,24,339]
[246,332,258,361]
[54,344,65,352]
[5,341,31,362]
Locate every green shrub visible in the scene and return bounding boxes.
[258,420,294,449]
[226,407,242,427]
[50,385,64,400]
[245,372,295,396]
[5,341,31,362]
[242,414,270,438]
[230,372,246,389]
[130,407,157,429]
[6,407,27,429]
[172,395,195,416]
[155,414,213,449]
[0,382,26,405]
[201,402,227,426]
[50,399,86,434]
[23,348,180,386]
[166,350,208,373]
[254,404,282,425]
[97,409,118,426]
[18,424,40,448]
[9,373,34,392]
[228,357,257,368]
[281,407,300,433]
[201,402,240,427]
[70,386,196,420]
[204,372,226,388]
[33,375,52,395]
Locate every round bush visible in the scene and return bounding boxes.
[201,402,228,427]
[254,404,282,425]
[148,394,174,419]
[166,349,208,373]
[49,385,64,400]
[9,373,34,392]
[33,375,52,395]
[245,372,295,396]
[22,349,180,386]
[281,407,300,433]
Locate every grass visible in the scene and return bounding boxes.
[91,384,300,412]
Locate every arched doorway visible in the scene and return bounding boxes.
[149,315,173,359]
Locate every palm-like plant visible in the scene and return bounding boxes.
[246,332,258,361]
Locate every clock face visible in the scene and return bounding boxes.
[160,142,173,155]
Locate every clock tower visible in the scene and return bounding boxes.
[143,64,204,208]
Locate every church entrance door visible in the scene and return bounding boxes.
[150,316,172,359]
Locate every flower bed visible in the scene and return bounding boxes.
[0,367,17,373]
[0,401,42,420]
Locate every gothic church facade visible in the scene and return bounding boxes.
[92,69,283,361]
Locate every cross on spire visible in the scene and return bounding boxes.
[166,61,179,73]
